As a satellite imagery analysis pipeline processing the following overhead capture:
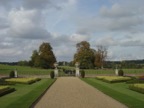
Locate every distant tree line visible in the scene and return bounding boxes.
[104,61,143,69]
[2,41,142,69]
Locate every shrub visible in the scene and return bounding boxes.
[5,78,41,84]
[129,84,144,94]
[50,71,55,79]
[0,86,15,96]
[118,69,124,76]
[96,76,131,83]
[9,71,15,78]
[80,70,85,78]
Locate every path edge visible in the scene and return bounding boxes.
[30,78,57,108]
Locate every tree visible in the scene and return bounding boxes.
[95,45,107,69]
[73,41,95,69]
[39,42,56,69]
[30,50,39,67]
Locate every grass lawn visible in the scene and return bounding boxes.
[0,64,52,75]
[84,69,144,75]
[1,64,144,76]
[0,78,55,108]
[82,78,144,108]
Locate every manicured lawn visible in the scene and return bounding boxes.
[0,64,52,75]
[82,78,144,108]
[0,78,55,108]
[84,69,144,75]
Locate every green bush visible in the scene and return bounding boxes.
[0,79,14,85]
[50,71,55,79]
[129,84,144,94]
[118,69,124,76]
[0,87,15,97]
[80,70,85,78]
[9,71,15,78]
[126,79,144,84]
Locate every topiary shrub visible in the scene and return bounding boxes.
[9,71,15,78]
[118,69,124,76]
[50,71,55,79]
[80,70,85,78]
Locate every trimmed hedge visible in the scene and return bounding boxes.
[129,84,144,94]
[5,78,41,84]
[50,71,55,79]
[0,79,15,85]
[96,76,131,83]
[0,86,15,97]
[9,71,15,78]
[118,69,124,76]
[80,70,85,78]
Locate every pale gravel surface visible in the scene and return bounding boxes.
[34,77,127,108]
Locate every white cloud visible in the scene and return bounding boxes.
[0,0,144,62]
[7,8,51,39]
[69,33,90,42]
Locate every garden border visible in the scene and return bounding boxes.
[30,78,57,108]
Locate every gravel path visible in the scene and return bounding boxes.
[34,77,127,108]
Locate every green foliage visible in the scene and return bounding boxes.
[0,86,15,97]
[80,70,85,78]
[95,45,107,69]
[9,71,15,78]
[5,78,41,84]
[50,71,55,79]
[29,42,56,69]
[74,41,95,69]
[96,76,131,83]
[18,60,29,66]
[118,69,124,76]
[129,84,144,94]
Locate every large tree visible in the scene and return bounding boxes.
[29,50,39,67]
[39,42,56,69]
[74,41,95,69]
[30,42,56,69]
[95,45,107,69]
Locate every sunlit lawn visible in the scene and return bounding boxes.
[0,64,52,75]
[0,78,55,108]
[82,78,144,108]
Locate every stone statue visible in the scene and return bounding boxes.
[54,62,58,77]
[75,62,80,77]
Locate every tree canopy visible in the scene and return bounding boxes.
[30,42,56,69]
[73,41,108,69]
[73,41,95,69]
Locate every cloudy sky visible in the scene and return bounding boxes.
[0,0,144,62]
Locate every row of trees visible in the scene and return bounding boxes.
[73,41,107,69]
[29,42,56,69]
[29,41,107,69]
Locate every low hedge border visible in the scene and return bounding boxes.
[129,84,144,94]
[30,79,57,108]
[96,76,131,83]
[5,78,41,85]
[0,87,15,97]
[102,79,131,83]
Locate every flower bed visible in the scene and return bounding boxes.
[129,84,144,94]
[5,78,41,84]
[0,86,15,96]
[96,76,131,83]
